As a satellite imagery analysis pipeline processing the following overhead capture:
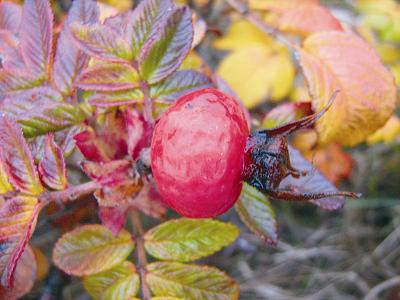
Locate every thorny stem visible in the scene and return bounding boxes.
[224,0,295,49]
[131,210,151,300]
[140,80,154,124]
[39,181,100,205]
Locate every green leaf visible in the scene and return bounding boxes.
[151,298,185,300]
[236,183,278,245]
[146,262,240,300]
[88,88,143,107]
[0,87,85,138]
[0,69,40,94]
[83,261,139,300]
[139,6,193,84]
[0,160,13,194]
[144,219,239,262]
[77,62,140,91]
[53,224,135,276]
[150,70,212,102]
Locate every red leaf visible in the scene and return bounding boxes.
[55,125,83,156]
[95,178,143,207]
[131,184,167,218]
[0,196,41,288]
[53,0,99,96]
[280,146,346,210]
[0,117,43,195]
[0,2,21,33]
[74,112,128,161]
[76,62,140,91]
[125,110,153,160]
[0,246,36,299]
[19,0,53,78]
[98,206,128,236]
[38,134,67,190]
[70,22,132,62]
[81,160,132,187]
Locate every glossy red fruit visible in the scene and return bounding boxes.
[151,88,250,218]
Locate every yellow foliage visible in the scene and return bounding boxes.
[367,115,400,144]
[215,20,294,108]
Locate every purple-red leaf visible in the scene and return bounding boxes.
[0,87,85,138]
[76,62,140,91]
[0,196,40,288]
[88,88,143,107]
[81,160,132,187]
[0,31,24,70]
[0,246,36,299]
[55,125,83,157]
[0,117,43,195]
[280,146,346,210]
[98,206,128,236]
[70,22,132,62]
[0,2,21,33]
[150,70,212,102]
[127,0,175,58]
[139,6,194,84]
[38,134,67,190]
[0,69,38,94]
[19,0,53,79]
[52,0,99,96]
[125,110,153,160]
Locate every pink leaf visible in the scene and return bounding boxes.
[69,22,132,62]
[0,117,43,195]
[19,0,53,78]
[125,110,153,160]
[55,125,83,157]
[0,246,36,298]
[0,30,24,70]
[81,160,132,186]
[0,2,21,33]
[52,0,99,96]
[0,69,38,94]
[76,62,140,91]
[38,134,67,190]
[98,206,128,236]
[0,196,41,288]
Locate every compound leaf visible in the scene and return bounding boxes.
[236,183,278,245]
[88,88,143,107]
[53,224,135,276]
[146,262,240,300]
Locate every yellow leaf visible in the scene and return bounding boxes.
[367,115,400,144]
[213,19,273,51]
[217,45,294,108]
[299,31,397,146]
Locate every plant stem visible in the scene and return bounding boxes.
[131,210,151,300]
[224,0,295,49]
[39,181,100,205]
[140,80,154,124]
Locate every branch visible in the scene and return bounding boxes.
[39,181,100,205]
[140,80,154,124]
[131,210,151,300]
[364,276,400,300]
[224,0,295,49]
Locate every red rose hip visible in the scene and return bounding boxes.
[151,88,250,218]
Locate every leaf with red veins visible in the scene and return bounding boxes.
[95,178,143,207]
[0,69,39,94]
[53,0,99,96]
[69,22,133,62]
[0,159,13,194]
[0,117,43,195]
[279,146,346,210]
[81,160,132,187]
[19,0,53,79]
[0,246,36,299]
[76,62,140,91]
[125,110,153,160]
[88,88,143,107]
[0,31,24,70]
[38,134,67,190]
[139,6,194,84]
[55,125,83,157]
[98,206,128,236]
[0,196,41,288]
[0,2,21,33]
[74,112,128,162]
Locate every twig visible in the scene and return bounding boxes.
[131,210,151,300]
[224,0,295,49]
[140,80,154,124]
[363,276,400,300]
[39,181,100,205]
